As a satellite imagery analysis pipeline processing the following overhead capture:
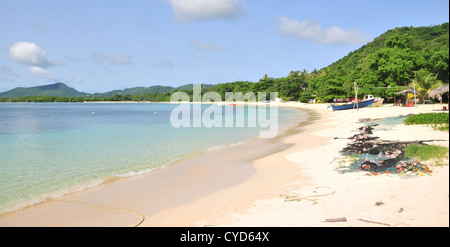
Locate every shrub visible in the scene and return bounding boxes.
[403,144,449,161]
[404,113,449,131]
[404,113,449,125]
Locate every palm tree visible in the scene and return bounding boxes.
[412,69,444,102]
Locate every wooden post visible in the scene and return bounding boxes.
[354,81,359,111]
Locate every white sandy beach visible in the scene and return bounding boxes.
[0,102,448,227]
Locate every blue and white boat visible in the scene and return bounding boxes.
[331,98,375,111]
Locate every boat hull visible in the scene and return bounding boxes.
[372,98,384,106]
[332,98,375,111]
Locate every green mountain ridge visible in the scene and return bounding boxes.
[0,82,90,98]
[0,83,216,98]
[90,85,177,98]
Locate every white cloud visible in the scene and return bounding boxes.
[91,52,133,65]
[191,41,223,51]
[28,66,57,80]
[9,42,50,67]
[168,0,246,22]
[8,42,66,81]
[278,18,372,45]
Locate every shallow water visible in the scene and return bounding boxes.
[0,103,304,214]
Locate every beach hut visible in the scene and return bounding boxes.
[429,84,449,104]
[395,89,416,106]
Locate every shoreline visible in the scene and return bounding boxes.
[0,103,310,226]
[143,103,328,226]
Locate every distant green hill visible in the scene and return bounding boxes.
[91,85,175,98]
[0,82,217,98]
[174,83,217,91]
[90,84,216,97]
[0,83,90,98]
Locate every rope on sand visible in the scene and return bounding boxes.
[279,186,336,205]
[55,200,145,227]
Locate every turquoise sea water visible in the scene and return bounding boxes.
[0,103,304,214]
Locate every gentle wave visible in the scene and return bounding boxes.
[0,179,105,215]
[115,158,183,178]
[205,140,249,151]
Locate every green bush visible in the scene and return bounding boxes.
[404,113,449,127]
[403,144,449,161]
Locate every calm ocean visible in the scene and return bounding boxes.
[0,103,304,214]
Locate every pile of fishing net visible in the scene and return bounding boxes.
[339,125,432,176]
[355,155,431,176]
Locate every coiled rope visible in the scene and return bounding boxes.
[55,200,145,227]
[279,186,336,205]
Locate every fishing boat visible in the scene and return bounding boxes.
[331,98,375,111]
[330,82,377,111]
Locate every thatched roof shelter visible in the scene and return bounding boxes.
[393,88,416,106]
[429,84,449,101]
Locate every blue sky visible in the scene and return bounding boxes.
[1,0,448,93]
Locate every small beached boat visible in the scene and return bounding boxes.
[332,98,375,111]
[330,82,377,111]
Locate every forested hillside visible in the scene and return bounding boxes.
[308,22,449,102]
[204,22,449,103]
[0,83,88,98]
